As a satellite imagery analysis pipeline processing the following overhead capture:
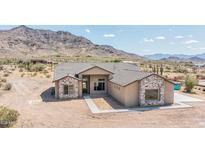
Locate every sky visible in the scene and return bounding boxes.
[0,25,205,56]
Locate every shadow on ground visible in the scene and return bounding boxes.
[40,87,58,103]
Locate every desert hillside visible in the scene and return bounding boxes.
[0,25,142,60]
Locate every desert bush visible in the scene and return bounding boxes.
[184,75,198,93]
[4,83,12,90]
[30,64,45,72]
[43,69,49,74]
[0,65,3,71]
[0,106,19,128]
[19,68,23,72]
[46,74,51,78]
[3,73,9,77]
[1,78,7,82]
[32,72,37,77]
[112,59,122,63]
[21,73,25,77]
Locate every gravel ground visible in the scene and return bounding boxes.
[1,77,205,128]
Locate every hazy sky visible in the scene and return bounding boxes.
[0,25,205,56]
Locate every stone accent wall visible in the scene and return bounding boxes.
[139,75,165,106]
[59,76,79,99]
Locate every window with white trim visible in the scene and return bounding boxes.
[94,79,105,91]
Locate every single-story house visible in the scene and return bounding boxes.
[53,63,174,107]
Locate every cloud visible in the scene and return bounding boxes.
[155,36,165,40]
[184,40,199,44]
[186,46,193,49]
[103,34,115,38]
[175,35,184,39]
[85,29,90,33]
[186,46,205,50]
[169,42,175,45]
[143,38,154,43]
[188,35,193,38]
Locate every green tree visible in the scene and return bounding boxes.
[184,75,198,93]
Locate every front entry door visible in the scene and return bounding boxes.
[82,76,90,94]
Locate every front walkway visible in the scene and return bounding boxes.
[83,95,192,114]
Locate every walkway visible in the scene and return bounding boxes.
[84,95,192,114]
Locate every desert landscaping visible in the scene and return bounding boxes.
[0,60,205,127]
[1,26,205,128]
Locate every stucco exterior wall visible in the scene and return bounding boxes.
[79,67,112,78]
[58,76,80,99]
[107,81,125,105]
[139,75,165,106]
[90,75,108,95]
[164,81,174,104]
[124,81,139,107]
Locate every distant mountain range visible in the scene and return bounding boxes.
[145,53,205,63]
[0,25,142,60]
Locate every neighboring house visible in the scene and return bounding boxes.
[194,80,205,93]
[53,63,174,107]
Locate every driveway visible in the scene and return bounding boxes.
[174,92,204,103]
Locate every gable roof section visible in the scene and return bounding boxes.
[109,70,152,86]
[78,65,114,75]
[109,72,175,87]
[53,62,140,81]
[139,73,175,85]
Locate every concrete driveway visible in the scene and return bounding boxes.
[174,92,204,103]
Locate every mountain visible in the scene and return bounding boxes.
[0,25,142,59]
[145,53,205,63]
[144,53,193,60]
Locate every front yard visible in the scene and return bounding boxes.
[1,69,205,127]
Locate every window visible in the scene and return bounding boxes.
[145,89,159,100]
[63,84,74,95]
[68,85,74,94]
[63,85,68,95]
[94,79,105,91]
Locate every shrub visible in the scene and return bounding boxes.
[112,59,121,63]
[46,74,51,78]
[184,75,198,93]
[19,68,23,72]
[30,64,45,72]
[43,69,49,74]
[1,78,6,82]
[3,73,9,77]
[21,73,25,77]
[0,106,19,128]
[4,83,12,91]
[32,72,37,77]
